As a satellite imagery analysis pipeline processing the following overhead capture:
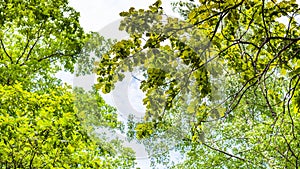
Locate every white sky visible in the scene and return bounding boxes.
[69,0,178,32]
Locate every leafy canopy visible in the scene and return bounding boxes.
[0,0,85,86]
[0,0,136,168]
[96,0,300,168]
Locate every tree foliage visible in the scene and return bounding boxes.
[75,32,115,76]
[0,83,97,168]
[0,0,136,168]
[74,87,121,129]
[97,0,300,168]
[0,83,136,168]
[0,0,85,87]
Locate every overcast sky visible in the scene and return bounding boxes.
[69,0,178,32]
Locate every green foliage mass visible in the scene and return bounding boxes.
[96,0,300,168]
[0,83,98,168]
[0,0,136,168]
[0,83,136,168]
[0,0,85,87]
